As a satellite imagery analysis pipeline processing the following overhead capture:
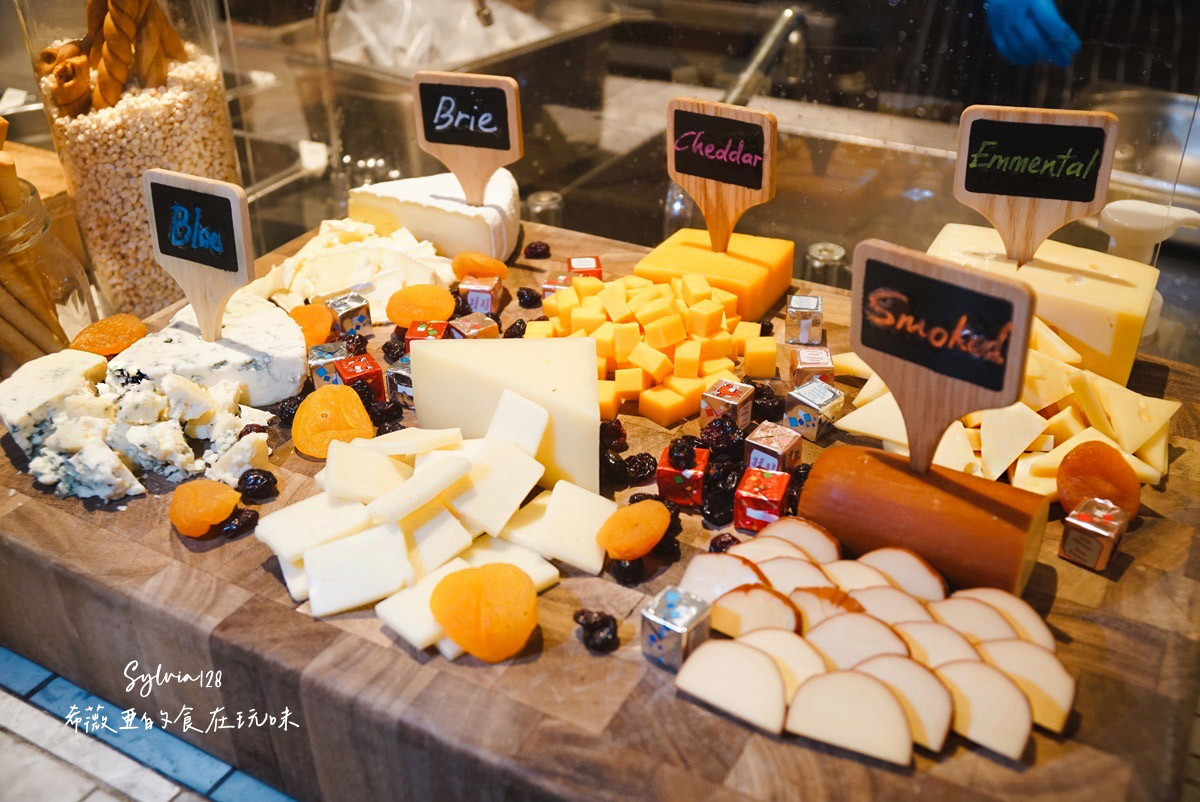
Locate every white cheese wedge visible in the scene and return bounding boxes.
[375,557,471,651]
[497,490,553,554]
[1030,317,1082,365]
[835,392,905,444]
[1135,423,1169,476]
[400,501,474,578]
[1067,370,1116,439]
[831,352,873,379]
[1030,427,1160,483]
[1021,350,1074,412]
[366,456,471,523]
[485,389,550,458]
[348,169,521,260]
[1008,453,1058,501]
[461,535,560,592]
[980,403,1047,481]
[107,293,306,406]
[852,372,888,408]
[325,439,412,503]
[1090,373,1181,455]
[304,525,414,617]
[1043,405,1085,445]
[255,492,373,563]
[536,480,616,575]
[0,349,107,456]
[446,438,545,537]
[361,427,462,457]
[411,339,601,492]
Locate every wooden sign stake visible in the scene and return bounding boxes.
[143,169,253,342]
[412,71,523,207]
[850,240,1034,472]
[667,97,777,254]
[955,105,1118,265]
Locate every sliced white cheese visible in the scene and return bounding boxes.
[277,555,309,603]
[304,525,414,617]
[834,392,905,444]
[497,490,553,554]
[979,403,1047,481]
[375,557,470,651]
[1009,453,1058,501]
[1030,427,1160,484]
[325,439,412,503]
[1135,423,1169,476]
[366,456,471,523]
[1030,317,1082,365]
[485,389,550,458]
[400,501,474,578]
[1091,373,1181,455]
[462,535,560,592]
[1067,370,1117,440]
[361,427,463,457]
[536,480,617,575]
[446,438,545,537]
[852,372,888,408]
[255,492,373,564]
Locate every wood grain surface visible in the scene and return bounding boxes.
[0,223,1198,802]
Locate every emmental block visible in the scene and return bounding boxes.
[635,228,795,321]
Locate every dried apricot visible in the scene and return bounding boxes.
[70,313,147,357]
[431,564,538,663]
[289,304,335,348]
[1057,440,1140,518]
[291,384,374,459]
[451,251,509,281]
[596,500,671,560]
[169,479,242,538]
[386,284,457,328]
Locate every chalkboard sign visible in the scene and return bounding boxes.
[671,109,766,190]
[953,105,1118,264]
[850,240,1033,472]
[142,169,252,342]
[418,82,511,151]
[859,258,1016,391]
[964,119,1106,203]
[412,71,523,208]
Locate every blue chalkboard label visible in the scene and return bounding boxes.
[964,119,1107,203]
[148,182,238,273]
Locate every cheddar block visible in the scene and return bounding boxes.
[1090,373,1180,455]
[635,228,794,321]
[687,299,725,337]
[1030,317,1082,365]
[639,386,691,428]
[598,380,621,420]
[663,375,706,415]
[644,314,687,350]
[674,340,701,379]
[629,342,673,383]
[614,367,652,400]
[1043,405,1085,445]
[701,357,736,377]
[928,224,1158,384]
[742,337,778,379]
[1030,427,1160,484]
[979,403,1047,481]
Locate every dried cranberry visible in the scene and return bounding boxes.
[623,453,656,484]
[784,485,800,517]
[709,533,739,553]
[376,420,405,435]
[381,339,405,363]
[276,396,302,426]
[516,287,542,308]
[600,449,627,485]
[573,609,619,653]
[503,319,526,339]
[524,241,551,259]
[668,438,696,470]
[652,532,681,560]
[486,312,502,327]
[700,496,734,526]
[348,379,374,407]
[218,508,259,537]
[752,393,785,423]
[367,400,403,425]
[759,319,775,336]
[452,295,472,318]
[609,558,644,586]
[704,461,743,496]
[340,331,368,356]
[238,423,269,439]
[600,420,628,452]
[700,416,741,455]
[391,325,407,341]
[236,469,278,503]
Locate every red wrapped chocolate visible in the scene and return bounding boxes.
[405,320,448,346]
[656,445,709,507]
[734,468,790,532]
[334,353,385,401]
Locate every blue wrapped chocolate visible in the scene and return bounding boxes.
[641,586,711,671]
[307,342,348,389]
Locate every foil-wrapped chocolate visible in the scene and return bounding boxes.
[459,275,503,315]
[323,291,371,336]
[744,420,804,472]
[787,344,835,388]
[700,379,755,431]
[542,273,572,298]
[641,586,711,671]
[448,312,500,339]
[1060,498,1129,572]
[385,357,413,408]
[334,353,385,401]
[405,321,448,345]
[734,467,791,532]
[785,294,824,345]
[785,378,844,442]
[567,255,603,280]
[307,342,348,389]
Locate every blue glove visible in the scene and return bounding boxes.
[986,0,1081,67]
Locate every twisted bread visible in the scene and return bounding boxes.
[87,0,107,68]
[134,12,166,88]
[51,56,92,117]
[92,0,142,109]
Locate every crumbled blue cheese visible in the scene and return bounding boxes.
[106,421,205,483]
[42,416,110,453]
[201,411,244,465]
[30,440,146,500]
[206,432,270,486]
[0,350,108,456]
[160,374,216,423]
[116,388,167,424]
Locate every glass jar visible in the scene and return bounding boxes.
[0,179,97,373]
[13,0,239,319]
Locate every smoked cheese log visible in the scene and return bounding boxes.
[798,446,1047,594]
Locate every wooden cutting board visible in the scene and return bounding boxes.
[0,223,1198,802]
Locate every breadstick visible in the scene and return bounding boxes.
[0,153,68,346]
[93,0,140,109]
[51,56,92,117]
[0,267,65,355]
[146,0,186,61]
[0,307,47,365]
[134,11,166,88]
[87,0,107,69]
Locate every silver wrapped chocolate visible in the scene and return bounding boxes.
[459,275,503,315]
[323,291,370,336]
[641,585,711,671]
[785,294,824,345]
[385,357,414,408]
[1059,498,1129,572]
[700,378,755,431]
[542,272,572,298]
[785,378,844,442]
[787,344,835,388]
[448,312,500,339]
[307,342,348,389]
[744,420,804,472]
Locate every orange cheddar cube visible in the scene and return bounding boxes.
[743,336,778,378]
[655,285,675,300]
[695,330,733,360]
[639,386,691,428]
[703,369,741,390]
[571,306,606,335]
[580,295,604,313]
[664,374,706,414]
[725,314,742,333]
[681,274,713,305]
[629,342,673,383]
[552,317,570,337]
[627,287,659,312]
[525,320,554,338]
[572,276,605,298]
[593,321,616,358]
[597,356,609,380]
[731,320,762,356]
[644,314,687,350]
[687,299,725,337]
[566,328,587,338]
[615,367,653,400]
[674,340,701,379]
[555,286,580,318]
[613,322,642,363]
[635,298,673,327]
[599,380,621,419]
[711,287,740,317]
[670,277,684,298]
[635,228,793,321]
[597,284,634,323]
[701,356,736,376]
[542,294,559,318]
[624,275,653,290]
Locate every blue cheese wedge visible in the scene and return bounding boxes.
[30,440,146,500]
[107,293,305,406]
[0,349,108,456]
